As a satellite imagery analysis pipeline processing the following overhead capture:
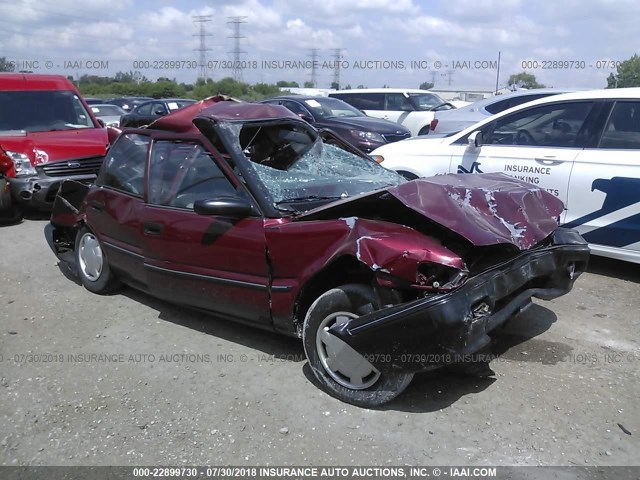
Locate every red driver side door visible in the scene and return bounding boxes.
[141,136,271,324]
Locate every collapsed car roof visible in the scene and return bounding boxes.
[147,95,300,133]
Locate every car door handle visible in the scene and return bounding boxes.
[90,200,105,212]
[143,222,163,236]
[535,157,565,166]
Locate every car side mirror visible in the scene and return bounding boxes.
[297,113,314,123]
[468,131,483,150]
[96,118,106,127]
[193,196,256,217]
[154,108,167,116]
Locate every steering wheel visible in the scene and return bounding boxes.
[515,129,536,145]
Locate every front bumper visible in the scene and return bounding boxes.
[9,173,96,210]
[330,228,590,373]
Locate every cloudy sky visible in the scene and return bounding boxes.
[0,0,637,91]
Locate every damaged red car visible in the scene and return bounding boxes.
[46,98,590,407]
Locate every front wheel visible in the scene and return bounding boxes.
[75,226,120,294]
[302,284,413,407]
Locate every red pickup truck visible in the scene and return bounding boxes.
[0,73,115,222]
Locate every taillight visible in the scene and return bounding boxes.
[0,147,16,178]
[430,119,438,132]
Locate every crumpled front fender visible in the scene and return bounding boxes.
[353,223,466,282]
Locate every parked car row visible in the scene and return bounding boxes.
[259,96,411,152]
[84,96,200,128]
[83,96,153,111]
[2,73,639,268]
[119,98,197,128]
[329,88,457,136]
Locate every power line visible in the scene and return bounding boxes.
[444,69,454,86]
[227,16,247,82]
[308,48,320,87]
[193,15,213,82]
[332,48,343,89]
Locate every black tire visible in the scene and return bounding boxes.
[0,205,23,225]
[302,284,413,407]
[418,126,430,136]
[75,226,120,294]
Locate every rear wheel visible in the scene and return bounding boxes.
[302,284,413,407]
[418,126,430,136]
[75,226,120,294]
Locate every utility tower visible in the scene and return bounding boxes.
[227,16,247,82]
[332,48,343,89]
[193,15,213,81]
[444,69,454,86]
[308,48,320,87]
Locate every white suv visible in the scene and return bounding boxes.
[371,88,640,263]
[328,88,456,136]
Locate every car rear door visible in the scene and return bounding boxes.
[382,92,411,124]
[89,133,150,287]
[564,100,640,259]
[342,93,386,120]
[141,136,271,324]
[447,100,597,210]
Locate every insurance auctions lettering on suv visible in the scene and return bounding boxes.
[371,88,640,263]
[0,74,111,221]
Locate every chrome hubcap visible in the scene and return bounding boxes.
[78,233,103,281]
[316,312,381,390]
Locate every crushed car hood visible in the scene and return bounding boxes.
[296,173,564,250]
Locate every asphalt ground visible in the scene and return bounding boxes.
[1,217,639,466]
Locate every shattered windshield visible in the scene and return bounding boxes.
[234,122,406,210]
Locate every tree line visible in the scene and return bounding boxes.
[3,55,640,95]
